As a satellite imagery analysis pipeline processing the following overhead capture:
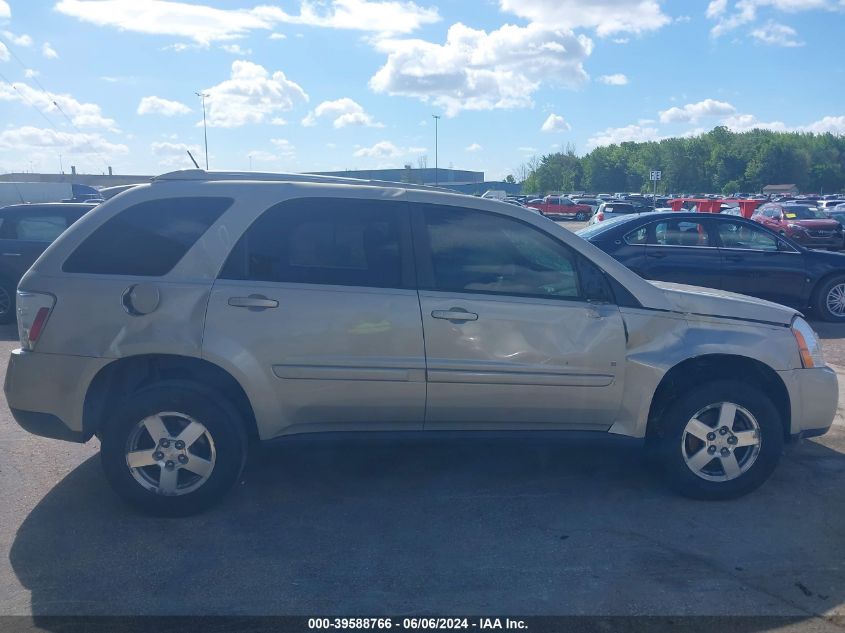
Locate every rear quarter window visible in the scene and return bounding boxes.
[63,197,233,276]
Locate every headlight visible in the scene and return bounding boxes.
[787,223,805,231]
[791,316,824,368]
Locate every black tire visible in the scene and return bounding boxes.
[655,380,783,500]
[100,381,248,516]
[0,278,16,324]
[814,275,845,322]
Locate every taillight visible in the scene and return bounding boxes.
[597,211,605,222]
[16,291,55,350]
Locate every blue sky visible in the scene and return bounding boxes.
[0,0,843,180]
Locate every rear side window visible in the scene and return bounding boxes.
[63,197,232,276]
[220,198,404,288]
[17,215,68,241]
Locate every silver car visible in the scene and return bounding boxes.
[4,170,838,515]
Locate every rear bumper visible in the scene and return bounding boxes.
[4,348,109,442]
[778,365,838,439]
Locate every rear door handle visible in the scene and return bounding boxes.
[228,295,278,309]
[431,309,478,322]
[646,251,667,259]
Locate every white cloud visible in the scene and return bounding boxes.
[721,113,788,132]
[799,115,845,135]
[0,81,117,129]
[598,73,628,85]
[42,42,58,58]
[201,60,308,128]
[137,96,191,117]
[270,117,287,125]
[2,31,32,46]
[24,69,39,78]
[301,97,383,128]
[708,0,834,38]
[256,0,440,35]
[587,124,660,148]
[151,141,203,168]
[0,1,9,19]
[750,21,804,46]
[221,43,252,55]
[270,138,296,157]
[354,140,403,158]
[518,146,538,153]
[498,0,672,37]
[269,32,286,40]
[541,113,571,132]
[465,143,482,152]
[0,126,128,155]
[659,99,736,123]
[370,22,592,116]
[0,42,8,61]
[54,0,438,45]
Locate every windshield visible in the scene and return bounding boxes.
[785,206,827,219]
[576,214,639,238]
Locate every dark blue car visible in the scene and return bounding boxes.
[577,211,845,322]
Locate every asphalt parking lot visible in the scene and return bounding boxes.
[1,306,845,622]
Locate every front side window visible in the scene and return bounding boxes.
[220,198,403,288]
[716,220,779,251]
[624,226,648,245]
[64,197,232,276]
[653,220,711,247]
[421,206,582,299]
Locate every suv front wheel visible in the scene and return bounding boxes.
[100,381,248,516]
[656,380,783,500]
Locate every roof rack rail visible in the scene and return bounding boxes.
[153,169,461,194]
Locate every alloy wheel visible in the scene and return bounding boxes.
[825,283,845,317]
[125,412,217,496]
[681,401,762,482]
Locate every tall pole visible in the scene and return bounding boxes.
[653,170,657,209]
[432,114,440,186]
[196,92,210,170]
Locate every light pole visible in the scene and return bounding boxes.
[432,114,440,186]
[196,91,210,170]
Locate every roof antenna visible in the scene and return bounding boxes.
[186,150,200,169]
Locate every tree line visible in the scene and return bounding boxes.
[517,127,845,196]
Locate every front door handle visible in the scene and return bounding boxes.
[228,295,278,309]
[431,309,478,322]
[646,251,667,259]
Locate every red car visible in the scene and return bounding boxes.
[752,202,842,249]
[525,195,592,221]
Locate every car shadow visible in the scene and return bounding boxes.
[0,323,17,342]
[9,431,845,619]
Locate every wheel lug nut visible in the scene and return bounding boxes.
[727,436,737,445]
[153,451,164,461]
[160,439,170,448]
[165,460,175,470]
[178,454,188,464]
[721,447,730,456]
[719,427,728,435]
[708,446,717,454]
[174,440,185,450]
[706,432,716,441]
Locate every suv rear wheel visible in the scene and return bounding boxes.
[655,380,783,500]
[100,381,248,516]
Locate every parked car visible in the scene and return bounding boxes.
[752,203,842,250]
[578,211,845,321]
[572,197,600,213]
[525,195,592,221]
[6,172,836,515]
[817,200,845,212]
[0,202,96,323]
[587,201,650,225]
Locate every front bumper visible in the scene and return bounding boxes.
[778,365,838,439]
[5,348,109,443]
[789,232,842,249]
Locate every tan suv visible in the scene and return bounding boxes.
[4,170,838,515]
